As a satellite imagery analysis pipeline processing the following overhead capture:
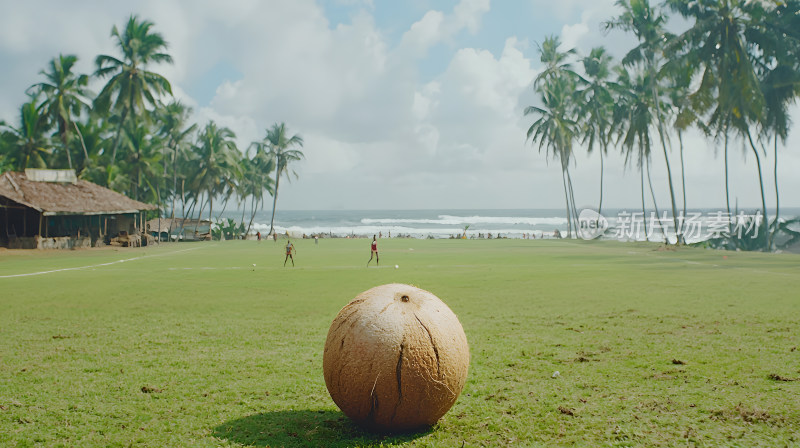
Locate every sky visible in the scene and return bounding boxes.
[1,0,798,211]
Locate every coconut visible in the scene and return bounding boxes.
[323,283,469,432]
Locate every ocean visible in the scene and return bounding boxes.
[219,208,800,242]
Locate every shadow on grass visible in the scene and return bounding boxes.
[213,409,430,447]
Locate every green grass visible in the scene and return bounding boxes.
[1,238,799,447]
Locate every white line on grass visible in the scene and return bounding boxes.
[0,245,207,279]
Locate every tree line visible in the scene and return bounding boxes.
[526,0,800,250]
[0,15,304,237]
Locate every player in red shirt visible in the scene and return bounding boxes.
[367,235,379,266]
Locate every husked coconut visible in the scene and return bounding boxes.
[323,283,469,432]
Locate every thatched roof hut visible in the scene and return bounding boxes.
[0,170,155,215]
[0,169,156,249]
[146,217,211,241]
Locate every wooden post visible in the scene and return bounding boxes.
[38,213,42,237]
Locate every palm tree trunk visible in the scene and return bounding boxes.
[649,70,680,244]
[247,195,258,236]
[560,168,571,237]
[180,179,186,220]
[59,118,73,170]
[597,148,604,222]
[108,106,129,179]
[73,122,90,167]
[640,165,648,240]
[566,169,580,236]
[171,144,178,220]
[216,196,229,221]
[176,196,197,240]
[208,193,214,224]
[646,158,668,243]
[745,130,769,250]
[678,131,687,243]
[193,195,207,236]
[268,172,281,235]
[724,130,731,227]
[770,135,779,249]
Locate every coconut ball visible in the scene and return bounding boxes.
[323,283,470,432]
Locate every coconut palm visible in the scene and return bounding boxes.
[262,122,305,236]
[751,1,800,248]
[120,122,163,202]
[605,0,682,243]
[72,116,111,183]
[760,64,799,247]
[535,35,580,89]
[241,144,276,236]
[525,74,581,238]
[154,101,197,218]
[612,66,672,241]
[663,57,710,236]
[579,46,615,221]
[529,36,583,235]
[1,97,51,170]
[27,54,92,171]
[94,15,173,182]
[193,121,240,224]
[665,0,775,248]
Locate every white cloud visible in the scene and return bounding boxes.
[399,0,490,57]
[560,16,590,50]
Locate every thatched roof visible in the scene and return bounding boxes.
[0,170,157,216]
[146,218,211,232]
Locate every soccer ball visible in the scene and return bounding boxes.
[395,264,399,269]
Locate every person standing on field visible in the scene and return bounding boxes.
[367,235,379,266]
[284,240,296,267]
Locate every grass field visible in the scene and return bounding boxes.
[1,238,799,447]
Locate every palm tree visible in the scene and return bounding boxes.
[1,97,51,170]
[526,74,580,238]
[666,0,774,248]
[752,1,800,248]
[241,144,276,236]
[27,54,91,171]
[760,64,798,247]
[193,121,240,225]
[121,121,163,202]
[262,122,305,236]
[154,101,197,219]
[94,15,173,183]
[579,47,615,221]
[535,35,580,89]
[663,57,708,236]
[605,0,682,243]
[73,116,111,183]
[612,65,669,242]
[530,36,583,235]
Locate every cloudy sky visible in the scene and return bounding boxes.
[1,0,797,211]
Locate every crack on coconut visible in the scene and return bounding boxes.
[367,373,380,424]
[391,339,405,422]
[378,302,393,314]
[332,307,361,334]
[415,313,441,376]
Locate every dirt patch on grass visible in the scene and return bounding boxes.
[710,403,784,426]
[768,373,798,382]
